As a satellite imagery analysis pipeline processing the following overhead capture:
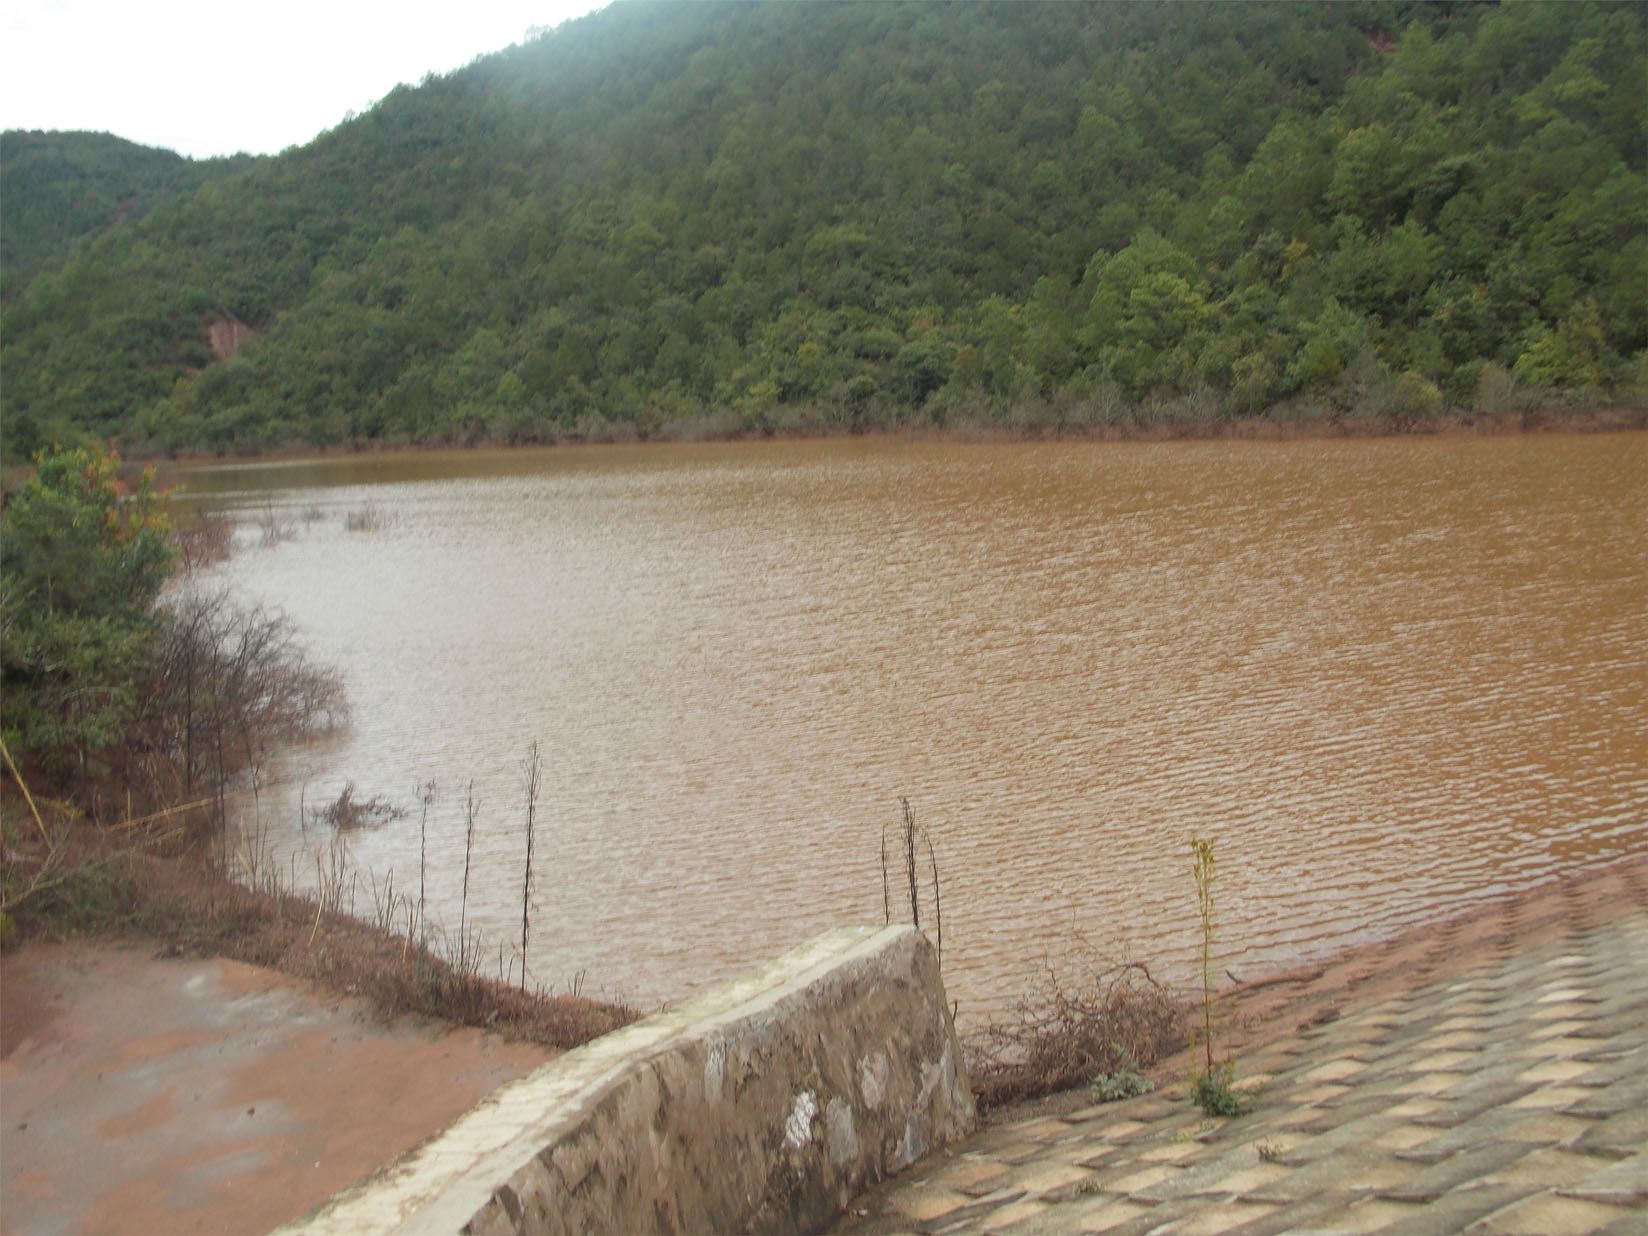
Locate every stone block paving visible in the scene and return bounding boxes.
[837,906,1647,1236]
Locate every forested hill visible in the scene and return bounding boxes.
[0,131,255,296]
[2,1,1643,458]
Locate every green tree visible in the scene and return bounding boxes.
[1512,297,1612,390]
[3,0,1642,446]
[1,448,172,782]
[1084,231,1211,391]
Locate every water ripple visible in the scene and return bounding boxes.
[186,435,1648,1020]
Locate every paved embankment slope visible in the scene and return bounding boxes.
[841,858,1648,1236]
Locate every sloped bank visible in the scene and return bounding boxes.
[283,924,973,1236]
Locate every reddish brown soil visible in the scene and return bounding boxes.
[1,941,554,1236]
[206,317,258,361]
[0,820,633,1236]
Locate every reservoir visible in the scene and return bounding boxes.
[181,433,1648,1021]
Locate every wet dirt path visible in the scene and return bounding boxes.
[1,942,552,1235]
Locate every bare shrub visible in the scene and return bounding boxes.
[1005,387,1052,430]
[1178,382,1225,424]
[0,787,102,930]
[363,865,415,937]
[519,742,541,992]
[1058,377,1133,429]
[125,589,347,835]
[767,402,815,433]
[3,787,637,1051]
[653,408,743,442]
[311,831,355,919]
[577,412,639,444]
[1333,349,1398,419]
[169,507,233,573]
[459,780,478,943]
[1474,362,1524,415]
[227,805,283,901]
[1137,389,1179,426]
[966,959,1188,1112]
[937,388,997,431]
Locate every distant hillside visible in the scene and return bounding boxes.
[1,0,1643,458]
[0,130,254,292]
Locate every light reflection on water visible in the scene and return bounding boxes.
[184,435,1648,1020]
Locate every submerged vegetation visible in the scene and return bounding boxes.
[2,1,1644,458]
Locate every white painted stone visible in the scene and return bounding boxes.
[785,1090,819,1149]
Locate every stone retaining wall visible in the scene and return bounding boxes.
[280,924,973,1235]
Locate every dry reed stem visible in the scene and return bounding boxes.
[1,736,51,847]
[520,743,541,993]
[107,797,216,831]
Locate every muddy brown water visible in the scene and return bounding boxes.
[179,434,1647,1022]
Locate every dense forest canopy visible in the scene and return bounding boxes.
[1,0,1643,458]
[0,131,254,299]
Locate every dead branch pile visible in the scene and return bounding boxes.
[966,960,1188,1112]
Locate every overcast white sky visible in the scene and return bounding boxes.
[1,0,612,160]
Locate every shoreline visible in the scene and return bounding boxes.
[1208,850,1648,1058]
[115,404,1648,476]
[841,858,1648,1235]
[14,845,1639,1087]
[989,851,1648,1125]
[0,809,638,1051]
[5,848,1642,1230]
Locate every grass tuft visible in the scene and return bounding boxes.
[1090,1052,1154,1102]
[1191,1060,1243,1117]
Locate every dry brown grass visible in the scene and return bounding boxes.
[966,959,1188,1113]
[1,801,635,1050]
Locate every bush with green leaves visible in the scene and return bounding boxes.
[1191,1059,1242,1117]
[1,445,345,823]
[1,447,171,786]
